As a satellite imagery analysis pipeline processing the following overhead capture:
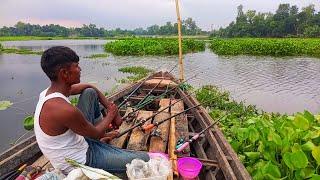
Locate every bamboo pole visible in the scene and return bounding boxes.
[175,0,184,81]
[168,116,178,178]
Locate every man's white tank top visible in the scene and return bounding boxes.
[34,88,88,174]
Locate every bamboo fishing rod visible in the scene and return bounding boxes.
[175,118,222,153]
[122,73,198,120]
[117,92,194,138]
[117,73,154,108]
[141,104,201,132]
[135,63,178,108]
[139,91,194,124]
[117,104,200,138]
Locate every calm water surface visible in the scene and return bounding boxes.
[1,39,320,152]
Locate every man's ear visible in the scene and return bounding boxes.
[59,68,69,80]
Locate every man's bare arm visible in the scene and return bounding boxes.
[70,83,122,128]
[70,83,112,108]
[61,103,115,139]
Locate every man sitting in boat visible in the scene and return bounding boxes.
[34,46,149,175]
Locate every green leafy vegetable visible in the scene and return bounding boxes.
[0,100,13,110]
[23,116,34,131]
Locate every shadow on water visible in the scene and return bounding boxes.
[1,39,320,152]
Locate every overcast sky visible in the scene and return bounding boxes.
[0,0,319,30]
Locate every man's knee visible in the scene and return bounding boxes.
[82,88,97,98]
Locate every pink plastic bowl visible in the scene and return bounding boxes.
[178,157,202,179]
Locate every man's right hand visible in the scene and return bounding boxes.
[106,102,118,120]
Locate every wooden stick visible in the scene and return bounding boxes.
[175,0,184,81]
[169,116,178,177]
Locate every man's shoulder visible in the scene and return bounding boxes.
[43,97,77,116]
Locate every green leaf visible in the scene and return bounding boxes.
[248,127,259,143]
[295,169,304,179]
[304,110,315,123]
[287,116,295,121]
[311,174,320,180]
[0,100,13,110]
[23,116,34,131]
[264,174,280,180]
[312,146,320,165]
[257,141,264,153]
[293,114,309,130]
[291,150,308,169]
[302,141,315,151]
[262,161,281,178]
[230,140,240,152]
[70,97,79,106]
[244,152,260,160]
[268,131,282,146]
[292,143,302,152]
[283,152,295,170]
[301,168,314,179]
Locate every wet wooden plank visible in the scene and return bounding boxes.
[0,141,40,176]
[171,100,190,156]
[32,155,52,170]
[127,110,153,151]
[144,79,177,88]
[110,108,135,148]
[0,136,36,161]
[149,99,171,152]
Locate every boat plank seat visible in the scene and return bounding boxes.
[31,155,52,170]
[127,111,153,151]
[144,79,177,88]
[110,108,135,148]
[149,99,171,152]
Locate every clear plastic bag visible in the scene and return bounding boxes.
[126,156,171,180]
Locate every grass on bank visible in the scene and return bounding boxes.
[85,53,109,59]
[105,38,206,56]
[0,36,104,41]
[0,48,42,55]
[118,66,152,83]
[210,38,320,57]
[196,85,320,179]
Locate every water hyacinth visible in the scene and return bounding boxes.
[118,66,152,83]
[105,38,205,56]
[210,38,320,57]
[196,85,320,179]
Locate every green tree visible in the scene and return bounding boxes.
[304,25,320,37]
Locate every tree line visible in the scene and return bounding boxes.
[0,18,206,37]
[212,4,320,38]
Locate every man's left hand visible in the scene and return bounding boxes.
[100,130,119,143]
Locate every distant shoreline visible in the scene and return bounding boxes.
[0,35,210,41]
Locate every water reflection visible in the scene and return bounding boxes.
[0,40,320,152]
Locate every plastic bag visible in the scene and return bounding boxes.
[64,168,89,180]
[36,169,65,180]
[126,156,171,180]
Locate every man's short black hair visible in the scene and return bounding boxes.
[41,46,79,81]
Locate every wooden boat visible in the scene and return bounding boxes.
[0,72,251,180]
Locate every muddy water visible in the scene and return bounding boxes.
[1,40,319,152]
